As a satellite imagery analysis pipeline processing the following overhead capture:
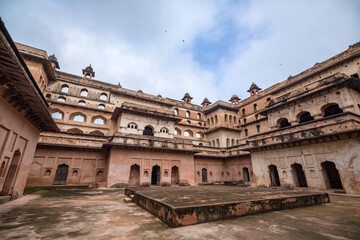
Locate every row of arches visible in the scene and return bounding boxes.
[129,164,180,186]
[268,161,343,190]
[51,109,107,125]
[200,167,250,183]
[277,103,343,128]
[53,95,106,109]
[66,128,105,136]
[126,123,170,136]
[174,108,202,120]
[226,138,240,147]
[174,128,203,138]
[60,84,108,101]
[52,164,105,185]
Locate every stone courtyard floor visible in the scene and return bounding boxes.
[0,187,359,240]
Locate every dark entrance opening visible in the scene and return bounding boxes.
[299,112,314,123]
[202,168,207,183]
[1,150,21,196]
[291,163,308,187]
[324,104,343,117]
[129,164,140,186]
[53,164,69,185]
[269,165,280,187]
[243,167,250,182]
[321,161,343,189]
[171,166,179,185]
[143,126,154,136]
[151,165,160,185]
[279,118,291,128]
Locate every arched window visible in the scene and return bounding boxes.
[196,132,202,138]
[174,108,179,115]
[127,122,138,129]
[61,84,69,93]
[93,117,106,125]
[216,139,220,147]
[143,125,154,136]
[174,128,181,135]
[278,118,291,128]
[231,139,235,146]
[242,109,246,116]
[160,127,169,133]
[89,130,105,136]
[256,125,261,133]
[46,94,51,99]
[215,115,218,124]
[51,111,63,120]
[243,118,247,124]
[80,89,88,97]
[323,103,343,117]
[244,129,248,136]
[67,128,83,134]
[78,100,86,106]
[98,104,105,109]
[234,116,236,124]
[57,97,66,102]
[70,113,86,122]
[186,111,190,118]
[186,120,191,125]
[207,119,210,126]
[253,103,258,111]
[266,97,271,102]
[229,115,232,123]
[198,122,202,126]
[226,138,230,147]
[184,130,193,137]
[225,114,228,122]
[211,117,214,125]
[255,114,259,120]
[100,93,107,101]
[298,112,314,123]
[197,113,201,119]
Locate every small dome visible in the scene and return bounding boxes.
[229,94,240,101]
[85,64,93,72]
[182,92,193,100]
[201,97,211,105]
[48,54,57,61]
[247,82,261,92]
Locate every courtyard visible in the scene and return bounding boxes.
[0,187,359,240]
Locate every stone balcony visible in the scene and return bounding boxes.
[38,132,108,149]
[106,132,196,152]
[244,112,360,150]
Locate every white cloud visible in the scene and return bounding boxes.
[1,0,359,104]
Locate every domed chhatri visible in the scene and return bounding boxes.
[201,97,211,107]
[82,64,95,79]
[247,82,261,96]
[182,92,193,104]
[48,54,60,69]
[229,94,240,104]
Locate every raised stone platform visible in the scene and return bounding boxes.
[125,185,330,227]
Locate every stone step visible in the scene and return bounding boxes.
[123,197,133,203]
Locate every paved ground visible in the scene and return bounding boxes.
[128,185,327,207]
[0,187,359,240]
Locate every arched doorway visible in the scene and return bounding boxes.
[202,168,207,183]
[143,126,154,136]
[129,164,140,186]
[321,161,343,189]
[171,166,179,185]
[151,165,160,185]
[269,165,280,187]
[53,164,69,185]
[1,150,21,196]
[291,163,308,187]
[243,167,250,183]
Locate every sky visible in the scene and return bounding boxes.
[1,0,359,104]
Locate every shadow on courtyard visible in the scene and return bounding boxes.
[0,186,359,240]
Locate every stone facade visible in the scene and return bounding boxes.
[1,19,359,197]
